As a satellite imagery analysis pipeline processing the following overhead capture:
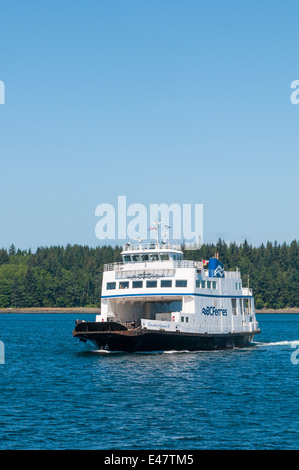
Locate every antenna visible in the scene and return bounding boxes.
[162,224,171,245]
[148,218,162,243]
[155,218,162,243]
[133,238,143,249]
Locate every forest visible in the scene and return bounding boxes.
[0,239,298,309]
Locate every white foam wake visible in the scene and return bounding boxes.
[254,340,299,347]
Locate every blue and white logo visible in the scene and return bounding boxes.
[208,258,225,278]
[213,265,225,277]
[202,306,227,316]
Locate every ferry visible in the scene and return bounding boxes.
[73,241,260,352]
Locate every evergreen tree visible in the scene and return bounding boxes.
[0,240,297,309]
[8,244,16,256]
[11,276,25,308]
[0,249,9,266]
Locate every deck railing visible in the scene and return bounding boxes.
[122,242,182,252]
[223,271,240,279]
[103,259,203,272]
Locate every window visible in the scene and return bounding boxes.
[150,254,159,261]
[161,254,169,261]
[132,281,143,288]
[244,299,250,314]
[186,317,189,323]
[124,255,131,262]
[207,281,211,289]
[181,316,184,322]
[142,254,149,261]
[107,282,116,290]
[176,280,187,287]
[201,280,206,288]
[119,281,129,289]
[146,280,157,288]
[196,280,200,288]
[161,280,172,287]
[212,281,217,289]
[132,255,140,262]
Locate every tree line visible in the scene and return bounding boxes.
[0,239,298,309]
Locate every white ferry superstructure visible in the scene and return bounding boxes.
[73,242,260,351]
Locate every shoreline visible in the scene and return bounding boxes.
[0,307,298,314]
[0,307,102,314]
[256,308,299,314]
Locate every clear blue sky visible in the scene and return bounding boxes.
[0,0,298,250]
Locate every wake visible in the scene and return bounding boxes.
[253,340,299,347]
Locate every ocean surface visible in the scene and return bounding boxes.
[0,313,298,450]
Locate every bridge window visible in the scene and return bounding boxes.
[196,280,205,288]
[176,280,187,287]
[146,280,157,288]
[133,281,143,288]
[124,255,131,262]
[160,254,169,261]
[107,282,116,290]
[212,281,217,289]
[161,280,172,287]
[119,281,129,289]
[207,281,211,289]
[132,255,140,262]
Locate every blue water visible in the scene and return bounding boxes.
[0,313,298,450]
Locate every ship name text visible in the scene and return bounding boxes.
[202,306,227,316]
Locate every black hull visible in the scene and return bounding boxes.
[73,322,260,352]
